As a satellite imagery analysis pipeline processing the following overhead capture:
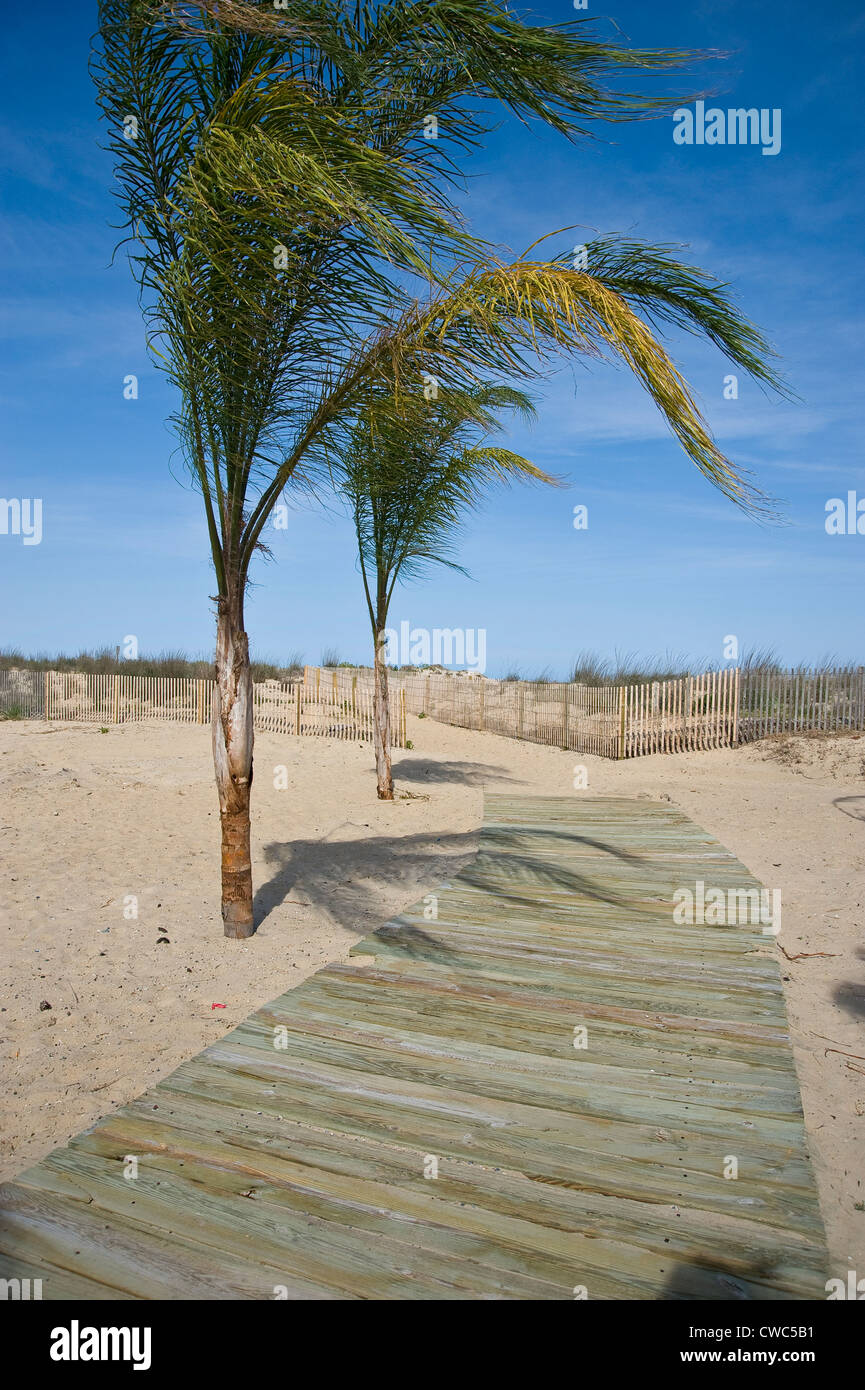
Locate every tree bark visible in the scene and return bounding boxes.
[213,591,255,937]
[373,629,394,800]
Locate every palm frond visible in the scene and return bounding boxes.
[353,259,779,512]
[338,382,554,630]
[94,0,778,612]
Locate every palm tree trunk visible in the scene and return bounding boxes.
[213,591,255,937]
[373,629,394,800]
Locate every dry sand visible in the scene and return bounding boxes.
[1,715,863,1280]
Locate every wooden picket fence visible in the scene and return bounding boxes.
[253,673,406,743]
[3,664,861,759]
[738,666,865,741]
[406,672,622,757]
[0,668,406,746]
[304,663,865,760]
[619,670,741,756]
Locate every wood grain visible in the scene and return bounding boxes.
[0,795,827,1300]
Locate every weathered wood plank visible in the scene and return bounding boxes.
[0,795,827,1299]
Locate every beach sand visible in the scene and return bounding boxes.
[1,715,862,1278]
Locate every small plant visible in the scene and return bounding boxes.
[417,711,426,719]
[0,705,24,721]
[99,727,110,734]
[405,739,414,749]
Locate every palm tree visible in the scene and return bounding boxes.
[342,384,549,798]
[93,0,783,934]
[339,232,786,796]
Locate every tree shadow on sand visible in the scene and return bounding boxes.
[253,819,661,960]
[253,825,478,940]
[391,756,521,787]
[832,946,865,1022]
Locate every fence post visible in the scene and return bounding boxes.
[561,684,570,750]
[478,681,485,732]
[732,667,741,745]
[618,685,626,759]
[401,687,406,746]
[295,683,301,734]
[113,674,120,723]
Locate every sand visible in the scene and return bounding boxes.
[1,714,863,1279]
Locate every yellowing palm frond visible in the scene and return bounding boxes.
[360,259,776,513]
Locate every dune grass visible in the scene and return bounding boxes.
[0,647,305,683]
[2,645,846,688]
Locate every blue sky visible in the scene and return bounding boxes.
[2,0,863,676]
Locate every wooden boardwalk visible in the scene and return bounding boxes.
[0,796,827,1299]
